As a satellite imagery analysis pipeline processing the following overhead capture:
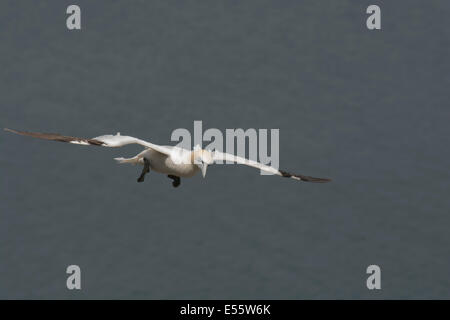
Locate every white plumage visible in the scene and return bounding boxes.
[4,128,331,187]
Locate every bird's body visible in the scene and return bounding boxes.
[119,147,200,178]
[4,128,331,187]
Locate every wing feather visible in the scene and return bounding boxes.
[212,150,331,183]
[4,128,172,156]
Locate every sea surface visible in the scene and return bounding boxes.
[1,0,449,299]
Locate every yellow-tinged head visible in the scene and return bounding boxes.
[191,146,214,178]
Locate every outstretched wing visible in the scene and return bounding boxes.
[4,128,172,156]
[212,150,331,183]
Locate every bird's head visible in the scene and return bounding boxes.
[192,145,214,178]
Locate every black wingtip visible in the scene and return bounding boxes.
[297,176,332,183]
[4,128,23,135]
[279,170,332,183]
[4,128,29,136]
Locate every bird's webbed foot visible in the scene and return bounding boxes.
[137,158,150,183]
[167,175,181,188]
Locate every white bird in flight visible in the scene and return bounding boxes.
[4,128,331,188]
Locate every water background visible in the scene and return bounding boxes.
[1,0,449,299]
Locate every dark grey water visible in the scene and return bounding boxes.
[1,0,449,299]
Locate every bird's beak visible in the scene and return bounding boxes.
[201,163,208,178]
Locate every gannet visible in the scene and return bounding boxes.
[4,128,331,187]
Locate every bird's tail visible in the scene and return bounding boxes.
[114,156,142,165]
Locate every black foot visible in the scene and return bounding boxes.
[137,158,150,183]
[167,175,181,188]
